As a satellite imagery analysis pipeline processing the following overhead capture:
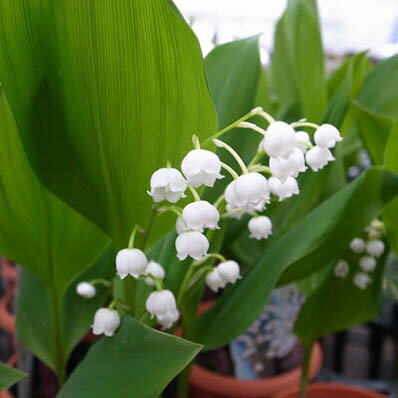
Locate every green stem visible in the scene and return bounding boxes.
[291,121,319,129]
[201,109,260,147]
[187,185,201,202]
[220,162,239,180]
[49,288,66,386]
[176,362,192,398]
[213,139,248,174]
[299,342,314,398]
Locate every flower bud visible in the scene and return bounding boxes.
[269,149,306,181]
[262,121,297,159]
[366,239,385,257]
[181,149,224,188]
[296,131,311,153]
[353,272,371,290]
[116,248,148,279]
[217,261,241,284]
[314,124,342,148]
[334,260,349,278]
[268,177,299,201]
[349,238,366,253]
[175,231,209,260]
[148,168,187,203]
[248,216,272,240]
[76,282,96,299]
[92,308,120,337]
[359,256,377,272]
[176,216,190,234]
[305,146,334,171]
[225,173,270,212]
[144,261,166,286]
[206,268,224,292]
[146,290,179,329]
[182,200,220,231]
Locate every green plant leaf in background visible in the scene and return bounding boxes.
[0,363,26,392]
[192,168,398,350]
[58,316,201,398]
[0,87,109,380]
[0,0,218,248]
[383,122,398,254]
[16,245,116,371]
[270,0,327,121]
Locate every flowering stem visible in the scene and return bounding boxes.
[206,253,226,262]
[157,205,183,219]
[89,278,112,287]
[201,109,258,146]
[128,225,139,249]
[252,107,276,124]
[220,162,239,179]
[192,134,201,149]
[141,274,164,291]
[108,298,118,310]
[248,150,265,167]
[248,165,272,175]
[237,121,266,135]
[298,140,313,149]
[213,139,248,174]
[213,194,225,209]
[222,207,246,218]
[187,185,201,202]
[291,121,319,129]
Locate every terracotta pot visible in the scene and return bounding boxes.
[188,301,323,398]
[273,383,387,398]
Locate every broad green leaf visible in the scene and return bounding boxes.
[383,122,398,254]
[192,168,398,350]
[0,87,109,376]
[0,0,217,247]
[58,316,202,398]
[270,0,327,121]
[0,363,26,392]
[357,55,398,119]
[16,245,116,371]
[353,101,393,164]
[294,252,386,346]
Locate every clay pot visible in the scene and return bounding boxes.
[188,301,323,398]
[273,383,387,398]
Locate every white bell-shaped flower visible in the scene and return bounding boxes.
[116,248,148,279]
[305,146,334,171]
[146,290,179,329]
[359,256,377,272]
[182,200,220,231]
[296,131,311,153]
[144,261,166,286]
[353,272,372,290]
[262,121,298,159]
[92,308,120,337]
[76,282,96,299]
[366,239,385,257]
[225,173,270,212]
[314,124,342,148]
[269,149,306,181]
[175,216,191,234]
[268,177,299,201]
[334,260,349,278]
[217,261,241,284]
[349,238,366,253]
[175,231,209,260]
[148,168,187,203]
[181,149,223,188]
[206,268,224,292]
[248,216,272,240]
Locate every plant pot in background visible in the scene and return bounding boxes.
[273,383,387,398]
[188,300,322,398]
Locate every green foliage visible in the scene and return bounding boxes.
[58,317,201,398]
[0,363,26,392]
[0,0,217,248]
[193,168,398,350]
[271,0,327,121]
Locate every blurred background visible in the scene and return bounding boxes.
[175,0,398,61]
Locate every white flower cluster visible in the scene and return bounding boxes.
[84,108,343,337]
[334,219,385,290]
